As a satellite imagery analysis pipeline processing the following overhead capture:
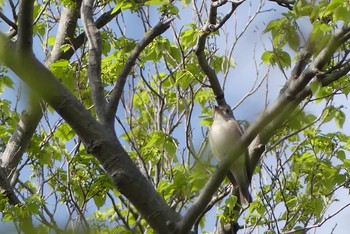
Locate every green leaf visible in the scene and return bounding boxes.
[261,50,290,68]
[165,135,178,159]
[189,165,209,193]
[335,109,345,128]
[33,21,45,37]
[0,125,9,138]
[264,18,284,33]
[287,30,300,51]
[169,45,181,63]
[144,131,166,149]
[50,59,69,68]
[200,117,212,126]
[325,0,342,11]
[261,51,274,65]
[322,106,336,124]
[181,0,191,6]
[294,0,313,16]
[334,4,350,23]
[54,123,75,141]
[27,202,40,214]
[93,194,106,209]
[310,79,322,98]
[180,25,198,49]
[3,213,13,222]
[0,75,14,89]
[176,70,193,89]
[194,89,213,106]
[37,151,52,165]
[159,3,179,17]
[101,32,111,55]
[276,50,291,68]
[145,0,167,5]
[47,36,56,47]
[112,2,132,14]
[60,44,71,53]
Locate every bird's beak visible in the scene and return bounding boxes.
[214,105,224,114]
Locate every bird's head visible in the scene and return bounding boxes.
[213,104,234,121]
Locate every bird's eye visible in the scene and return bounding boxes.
[225,108,230,114]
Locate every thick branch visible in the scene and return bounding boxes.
[0,7,79,229]
[17,0,34,51]
[106,18,174,122]
[46,5,80,64]
[81,0,108,124]
[1,6,80,181]
[0,33,180,233]
[0,3,36,231]
[250,23,350,168]
[287,24,350,98]
[0,168,20,205]
[0,5,118,215]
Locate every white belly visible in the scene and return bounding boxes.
[209,119,242,160]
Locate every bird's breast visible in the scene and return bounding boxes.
[209,120,242,159]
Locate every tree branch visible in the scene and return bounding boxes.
[60,8,120,61]
[0,2,37,232]
[250,23,350,168]
[106,17,174,123]
[179,18,350,234]
[17,0,34,51]
[81,0,108,124]
[194,0,244,105]
[0,7,79,230]
[0,33,180,233]
[0,167,20,205]
[46,5,80,65]
[1,5,80,183]
[268,0,295,10]
[0,11,17,30]
[0,5,120,219]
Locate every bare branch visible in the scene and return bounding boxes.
[0,11,17,30]
[194,0,244,105]
[285,201,350,233]
[81,0,108,124]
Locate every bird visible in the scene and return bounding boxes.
[209,104,252,206]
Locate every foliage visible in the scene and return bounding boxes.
[0,0,350,233]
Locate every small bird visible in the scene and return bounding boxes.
[209,104,252,206]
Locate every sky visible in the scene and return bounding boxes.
[1,0,350,233]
